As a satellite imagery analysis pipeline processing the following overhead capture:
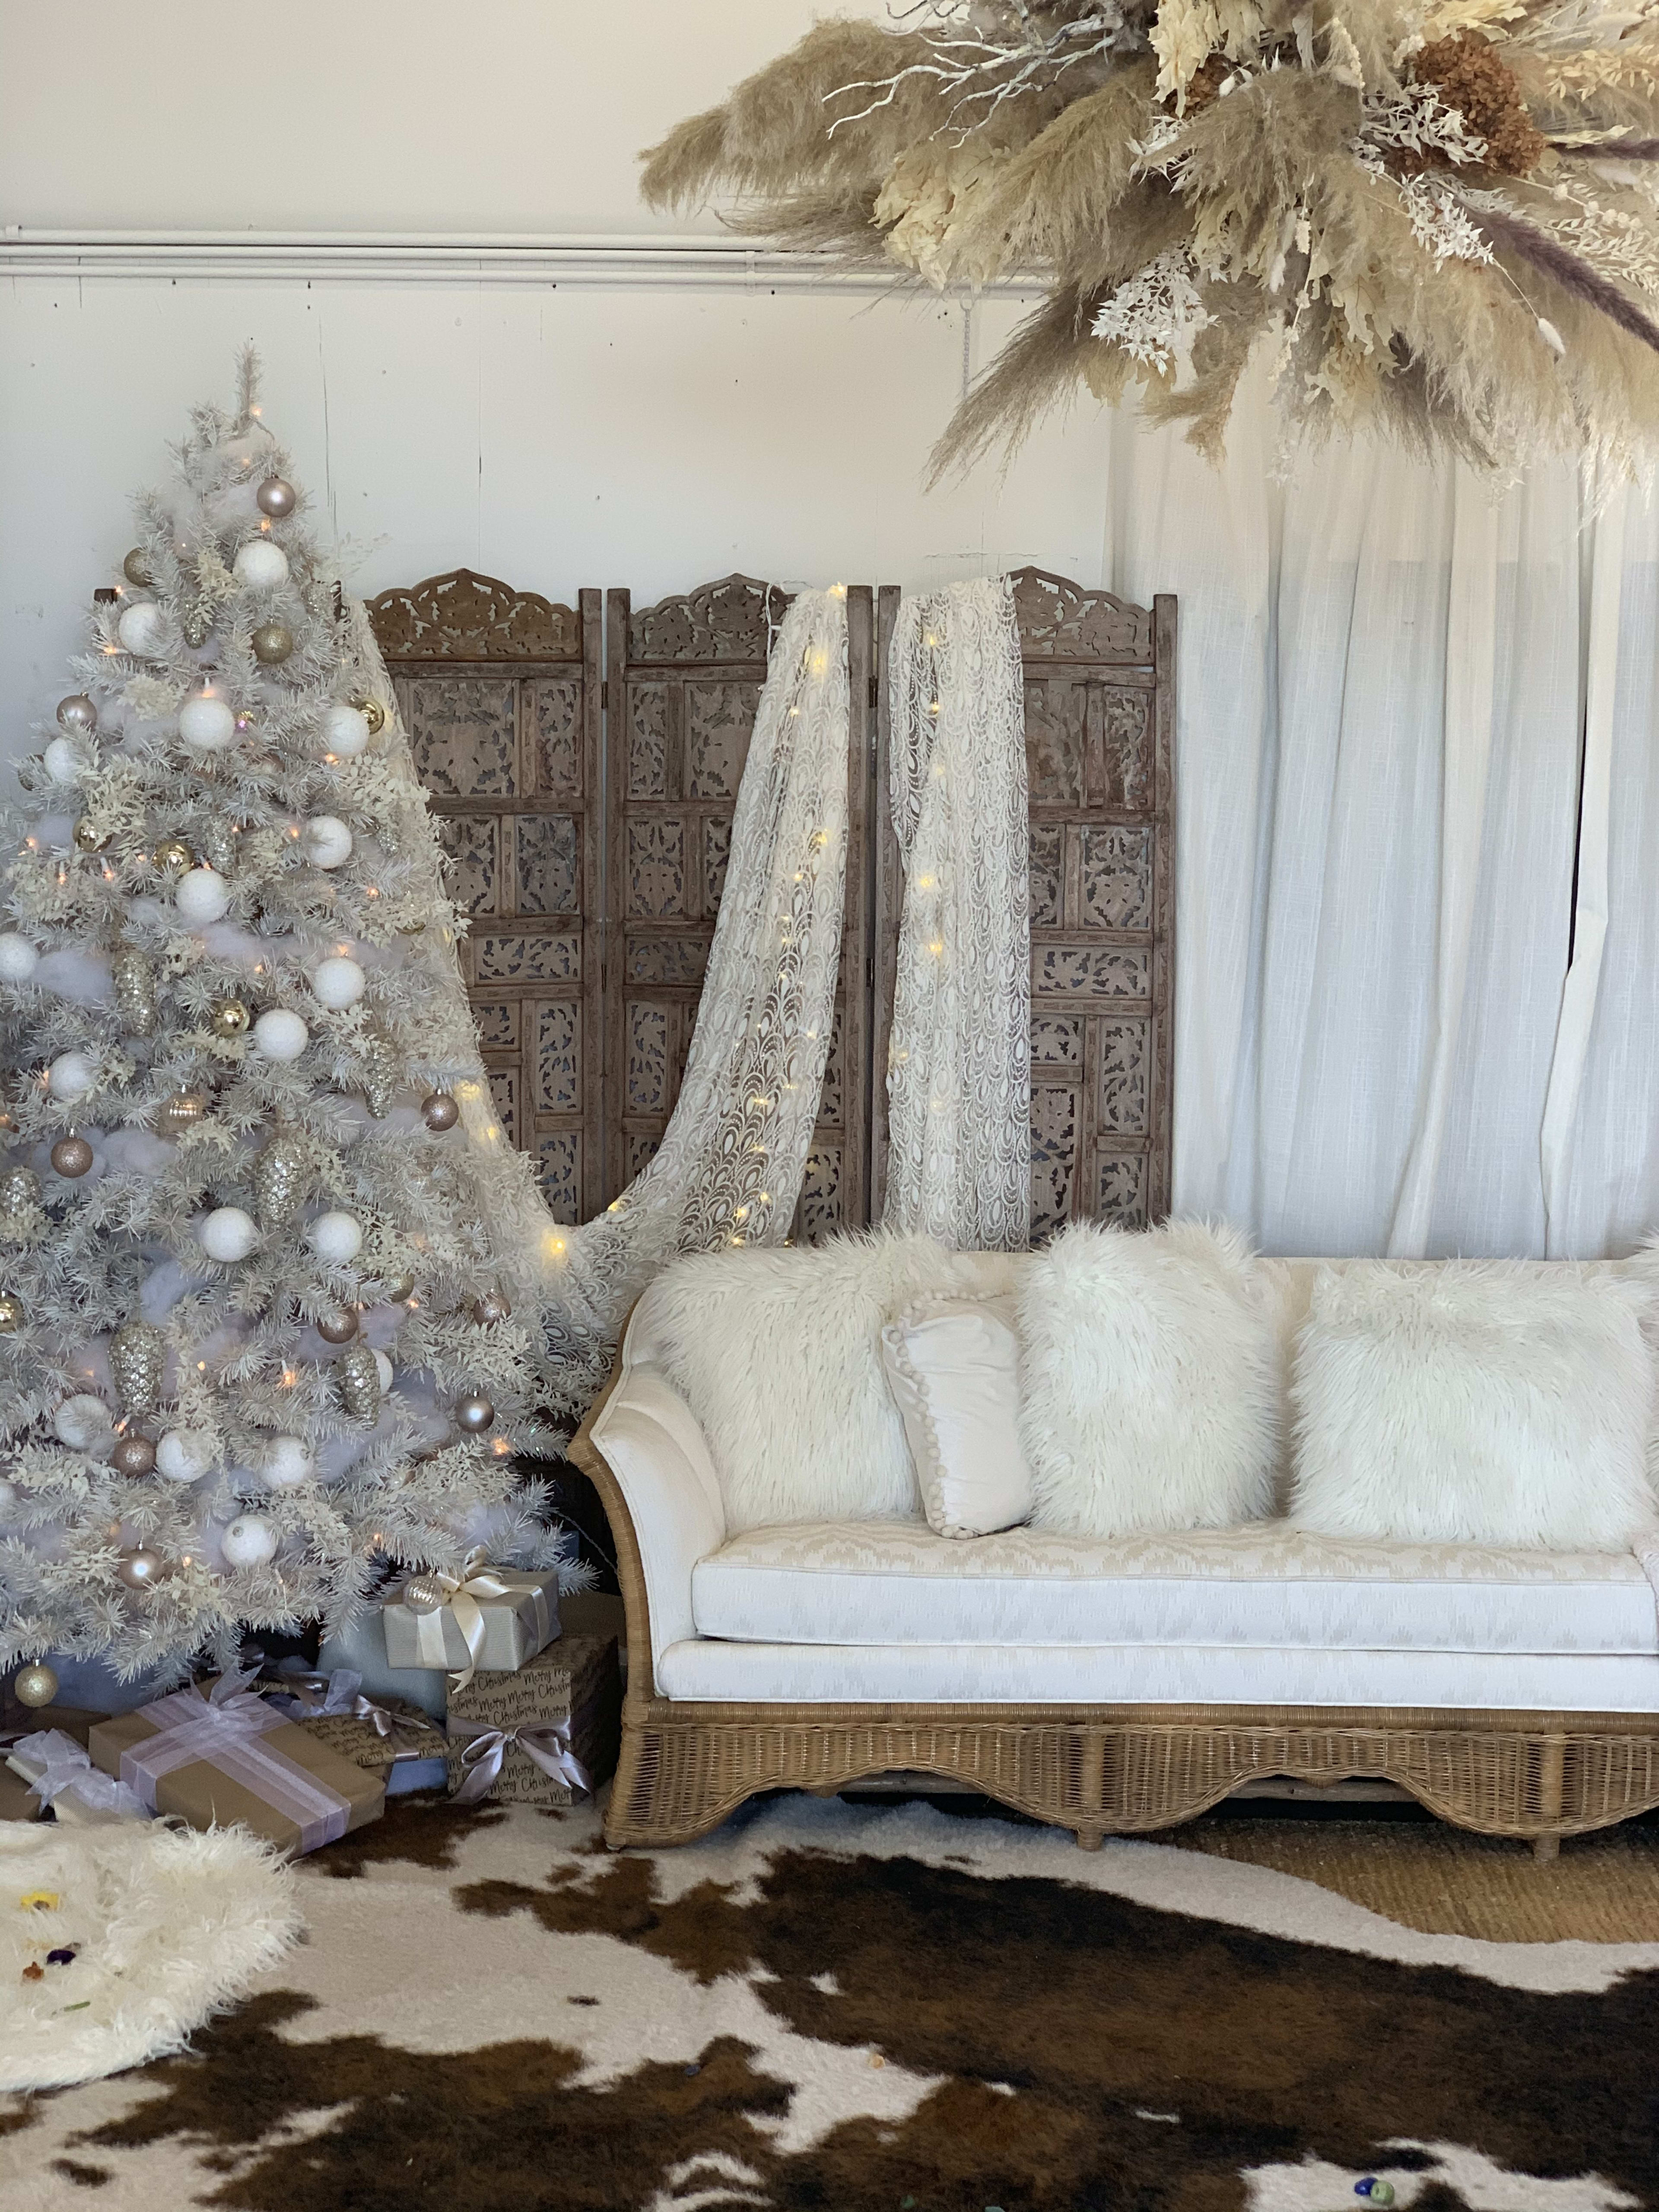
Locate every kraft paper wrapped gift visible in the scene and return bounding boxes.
[445,1634,621,1807]
[5,1730,149,1825]
[88,1671,383,1855]
[0,1707,111,1823]
[264,1666,449,1794]
[380,1554,560,1684]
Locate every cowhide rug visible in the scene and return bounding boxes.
[3,1791,1658,2211]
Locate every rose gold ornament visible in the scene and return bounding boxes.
[111,1433,157,1477]
[421,1091,460,1132]
[255,476,296,518]
[115,1546,162,1590]
[453,1394,495,1435]
[470,1290,511,1326]
[315,1306,359,1344]
[56,695,98,736]
[49,1135,94,1179]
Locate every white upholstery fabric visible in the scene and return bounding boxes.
[656,1638,1659,1713]
[589,1360,725,1679]
[692,1519,1657,1655]
[880,1294,1033,1538]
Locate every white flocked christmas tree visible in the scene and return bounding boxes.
[0,354,583,1683]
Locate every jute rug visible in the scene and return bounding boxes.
[3,1790,1658,2210]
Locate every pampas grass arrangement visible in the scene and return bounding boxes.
[642,1,1659,476]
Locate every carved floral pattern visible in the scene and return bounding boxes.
[367,568,579,660]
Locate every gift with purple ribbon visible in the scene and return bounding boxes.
[87,1669,384,1855]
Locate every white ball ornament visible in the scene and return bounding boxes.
[232,539,289,590]
[117,601,165,658]
[44,736,83,784]
[307,1210,363,1265]
[302,815,353,870]
[155,1428,216,1483]
[222,1514,278,1568]
[373,1350,394,1393]
[260,1436,315,1490]
[0,934,39,984]
[48,1051,96,1102]
[321,703,370,759]
[178,694,238,752]
[311,956,365,1011]
[53,1394,113,1450]
[252,1008,309,1062]
[175,867,232,926]
[198,1206,259,1262]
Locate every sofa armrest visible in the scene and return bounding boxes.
[568,1353,726,1701]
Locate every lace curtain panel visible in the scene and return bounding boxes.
[883,576,1031,1252]
[541,586,852,1418]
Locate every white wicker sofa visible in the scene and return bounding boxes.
[570,1253,1659,1858]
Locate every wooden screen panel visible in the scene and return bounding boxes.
[366,569,603,1224]
[871,569,1176,1237]
[603,575,874,1240]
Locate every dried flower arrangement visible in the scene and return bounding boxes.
[642,1,1659,475]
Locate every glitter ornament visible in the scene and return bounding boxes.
[50,1136,94,1179]
[174,867,231,926]
[122,549,153,588]
[384,1275,415,1305]
[253,1007,308,1062]
[53,1394,113,1450]
[108,1320,165,1416]
[254,1131,311,1227]
[0,934,38,983]
[181,606,211,650]
[322,703,369,759]
[0,1166,41,1217]
[400,1572,445,1614]
[232,539,289,589]
[115,1547,162,1590]
[335,1342,381,1423]
[302,814,352,869]
[156,1428,214,1483]
[359,1031,400,1118]
[111,1434,157,1477]
[12,1662,58,1708]
[315,1305,359,1343]
[251,622,294,664]
[261,1437,314,1489]
[255,476,296,518]
[72,818,109,853]
[48,1052,95,1102]
[222,1514,277,1568]
[0,1294,22,1332]
[156,1089,207,1135]
[197,1206,259,1263]
[117,601,165,657]
[56,695,98,736]
[178,694,237,751]
[471,1290,511,1326]
[311,955,365,1010]
[152,838,194,874]
[421,1091,460,1132]
[112,947,159,1036]
[454,1394,496,1435]
[211,998,252,1039]
[307,1210,363,1265]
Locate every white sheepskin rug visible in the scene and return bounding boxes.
[0,1818,302,2091]
[1290,1259,1659,1549]
[650,1231,1019,1529]
[1016,1217,1281,1536]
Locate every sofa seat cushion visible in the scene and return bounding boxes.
[690,1519,1658,1656]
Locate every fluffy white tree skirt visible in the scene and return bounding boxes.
[0,1820,302,2091]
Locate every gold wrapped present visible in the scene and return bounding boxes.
[380,1551,560,1688]
[445,1634,620,1807]
[88,1670,383,1856]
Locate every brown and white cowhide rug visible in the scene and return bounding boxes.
[3,1792,1659,2211]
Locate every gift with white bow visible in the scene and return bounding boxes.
[379,1550,561,1691]
[3,1729,151,1825]
[444,1632,620,1808]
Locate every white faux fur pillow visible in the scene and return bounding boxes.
[1290,1260,1659,1550]
[1016,1220,1279,1537]
[650,1233,1020,1532]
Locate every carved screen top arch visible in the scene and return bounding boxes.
[604,575,874,1241]
[366,569,603,1226]
[872,569,1176,1239]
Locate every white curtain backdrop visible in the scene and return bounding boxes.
[1102,359,1659,1260]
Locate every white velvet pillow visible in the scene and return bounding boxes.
[1290,1260,1659,1550]
[650,1233,1020,1532]
[881,1294,1033,1539]
[1016,1219,1278,1537]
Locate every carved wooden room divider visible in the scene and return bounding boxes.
[369,567,1173,1242]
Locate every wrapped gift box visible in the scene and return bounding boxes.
[89,1674,383,1855]
[445,1633,620,1807]
[266,1670,451,1796]
[0,1706,110,1823]
[5,1729,149,1825]
[380,1558,560,1680]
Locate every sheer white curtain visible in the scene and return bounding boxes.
[1101,360,1656,1259]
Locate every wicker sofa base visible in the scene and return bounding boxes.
[604,1699,1659,1859]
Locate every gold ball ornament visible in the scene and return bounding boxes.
[156,1090,208,1135]
[122,549,153,588]
[152,838,195,874]
[471,1290,512,1326]
[73,817,110,853]
[49,1135,94,1179]
[421,1091,460,1132]
[251,622,294,665]
[400,1572,446,1615]
[0,1294,23,1332]
[115,1546,162,1591]
[453,1394,496,1435]
[315,1305,359,1344]
[384,1275,416,1305]
[111,1433,157,1477]
[353,696,386,737]
[210,998,252,1039]
[12,1662,58,1709]
[0,1166,41,1217]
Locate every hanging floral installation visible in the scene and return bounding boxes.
[642,0,1659,474]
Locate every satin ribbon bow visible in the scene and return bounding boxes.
[398,1548,516,1692]
[450,1720,592,1806]
[2,1729,149,1820]
[264,1664,443,1755]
